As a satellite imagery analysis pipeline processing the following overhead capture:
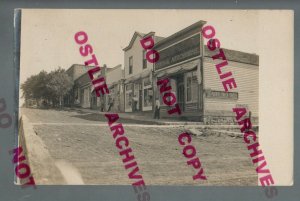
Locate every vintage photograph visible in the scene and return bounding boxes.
[17,9,263,186]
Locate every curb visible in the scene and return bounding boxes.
[19,115,66,184]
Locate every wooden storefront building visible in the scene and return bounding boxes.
[153,21,259,123]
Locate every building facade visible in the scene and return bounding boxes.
[65,21,259,123]
[65,64,94,107]
[152,20,259,123]
[66,64,102,109]
[104,64,125,112]
[123,31,164,112]
[202,46,259,123]
[153,21,204,120]
[74,72,92,108]
[66,64,125,112]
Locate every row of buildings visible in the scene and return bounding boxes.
[65,20,259,123]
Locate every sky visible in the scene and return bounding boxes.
[20,9,259,84]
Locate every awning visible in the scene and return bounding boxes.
[124,74,140,84]
[124,69,152,84]
[155,59,199,78]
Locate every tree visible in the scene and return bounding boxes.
[21,68,73,108]
[46,68,73,108]
[21,71,49,107]
[21,75,35,101]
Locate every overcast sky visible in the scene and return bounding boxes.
[20,9,259,84]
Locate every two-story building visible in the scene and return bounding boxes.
[65,64,94,107]
[123,31,164,112]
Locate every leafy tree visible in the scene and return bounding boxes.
[21,75,36,101]
[36,71,50,99]
[21,68,73,108]
[46,68,73,108]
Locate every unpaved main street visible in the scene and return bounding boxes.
[21,108,257,185]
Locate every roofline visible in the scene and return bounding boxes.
[107,64,123,73]
[122,32,144,51]
[154,20,206,48]
[74,70,89,82]
[73,65,97,81]
[204,45,259,66]
[143,31,155,38]
[66,64,89,72]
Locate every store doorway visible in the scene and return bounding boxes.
[177,75,185,112]
[139,88,143,111]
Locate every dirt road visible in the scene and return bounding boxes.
[21,108,257,185]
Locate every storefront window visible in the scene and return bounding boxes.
[125,91,133,109]
[144,88,153,107]
[187,76,192,102]
[186,71,198,103]
[157,78,177,106]
[125,83,133,110]
[91,92,97,106]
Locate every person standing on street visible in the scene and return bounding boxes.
[133,96,138,112]
[154,99,160,119]
[107,97,114,112]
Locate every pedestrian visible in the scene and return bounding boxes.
[133,96,138,112]
[154,99,160,119]
[107,97,114,112]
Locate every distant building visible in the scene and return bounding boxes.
[90,64,109,110]
[105,64,125,112]
[66,64,125,112]
[73,72,92,108]
[65,64,98,108]
[123,31,164,112]
[66,64,94,82]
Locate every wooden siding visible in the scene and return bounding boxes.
[203,57,258,117]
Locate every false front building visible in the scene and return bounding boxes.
[152,21,259,123]
[104,64,125,112]
[123,31,164,113]
[65,64,94,108]
[66,64,125,112]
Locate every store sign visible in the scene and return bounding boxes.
[155,34,200,70]
[205,90,238,100]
